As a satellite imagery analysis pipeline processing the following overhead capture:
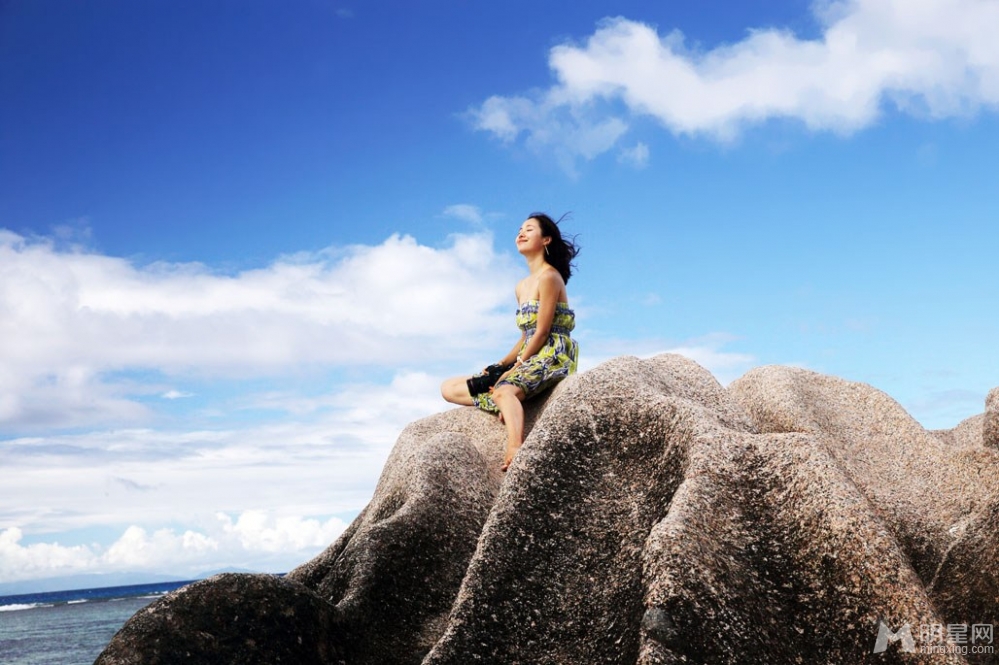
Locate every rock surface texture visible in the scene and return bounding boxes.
[97,355,999,665]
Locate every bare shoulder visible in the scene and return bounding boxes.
[538,267,568,303]
[538,268,564,289]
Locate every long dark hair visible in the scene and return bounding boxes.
[529,212,580,284]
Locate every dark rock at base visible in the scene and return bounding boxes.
[94,573,340,665]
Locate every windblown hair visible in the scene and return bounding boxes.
[529,212,580,284]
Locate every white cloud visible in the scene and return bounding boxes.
[0,230,519,431]
[470,0,999,163]
[442,204,485,225]
[0,511,348,582]
[216,511,345,554]
[0,370,449,536]
[0,527,97,580]
[472,93,628,174]
[618,141,650,168]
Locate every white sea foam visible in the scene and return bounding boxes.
[66,599,88,605]
[0,602,53,612]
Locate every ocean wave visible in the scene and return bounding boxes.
[0,602,54,612]
[67,599,88,604]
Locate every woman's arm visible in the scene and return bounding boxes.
[488,288,527,369]
[516,271,562,362]
[495,332,527,367]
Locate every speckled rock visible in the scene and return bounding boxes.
[97,357,999,665]
[729,367,999,663]
[933,413,984,448]
[94,573,340,665]
[986,388,999,449]
[284,400,553,665]
[423,354,752,665]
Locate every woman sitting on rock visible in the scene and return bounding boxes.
[441,213,580,471]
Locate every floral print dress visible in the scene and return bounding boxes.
[472,300,578,414]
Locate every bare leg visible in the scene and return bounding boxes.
[491,384,526,471]
[440,376,475,406]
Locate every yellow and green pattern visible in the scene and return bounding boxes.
[472,300,578,414]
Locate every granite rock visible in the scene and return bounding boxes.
[986,387,999,449]
[933,413,984,448]
[97,356,999,665]
[94,573,340,665]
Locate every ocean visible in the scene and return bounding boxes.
[0,580,196,665]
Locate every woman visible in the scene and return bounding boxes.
[441,213,580,471]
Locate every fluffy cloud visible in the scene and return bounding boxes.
[0,511,348,582]
[0,527,97,580]
[0,230,518,431]
[470,0,999,163]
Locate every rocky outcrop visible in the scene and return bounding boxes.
[97,356,999,665]
[934,413,984,448]
[986,388,999,449]
[95,573,340,664]
[934,387,998,451]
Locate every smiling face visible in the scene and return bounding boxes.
[516,217,550,256]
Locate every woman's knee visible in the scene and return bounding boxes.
[442,377,475,405]
[492,384,524,404]
[441,377,461,402]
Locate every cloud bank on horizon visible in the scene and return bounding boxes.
[471,0,999,167]
[0,513,346,584]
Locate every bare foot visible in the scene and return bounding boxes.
[500,443,521,472]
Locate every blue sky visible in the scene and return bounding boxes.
[2,0,997,588]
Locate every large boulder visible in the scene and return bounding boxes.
[97,356,999,665]
[728,367,999,662]
[94,573,340,665]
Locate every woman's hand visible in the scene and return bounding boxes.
[492,357,523,387]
